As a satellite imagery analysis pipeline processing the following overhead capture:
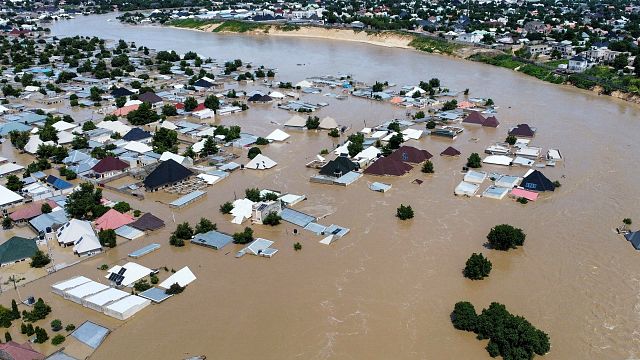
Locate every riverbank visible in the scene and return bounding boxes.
[167,19,640,104]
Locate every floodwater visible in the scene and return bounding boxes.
[0,13,638,360]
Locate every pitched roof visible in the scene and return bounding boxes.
[9,200,57,221]
[387,146,432,164]
[129,213,165,231]
[363,156,413,176]
[440,146,461,156]
[0,341,44,360]
[143,159,194,189]
[122,128,152,142]
[45,175,73,190]
[110,87,134,97]
[193,78,213,88]
[462,111,485,124]
[521,170,555,192]
[95,209,135,231]
[0,237,38,265]
[138,91,163,104]
[319,156,359,177]
[483,116,500,127]
[92,156,130,173]
[508,124,536,137]
[625,231,640,250]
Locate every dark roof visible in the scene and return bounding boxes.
[143,159,194,189]
[462,111,485,125]
[387,146,432,164]
[319,156,359,177]
[193,78,213,88]
[483,116,500,128]
[440,146,461,156]
[625,232,640,250]
[248,94,273,102]
[508,124,536,137]
[110,87,134,97]
[0,236,38,265]
[122,128,152,142]
[363,156,413,176]
[92,156,130,173]
[521,170,555,192]
[138,91,163,104]
[129,213,165,231]
[45,175,73,190]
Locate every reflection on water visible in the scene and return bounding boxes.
[1,13,637,360]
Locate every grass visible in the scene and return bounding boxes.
[275,23,300,32]
[169,19,220,29]
[470,54,564,84]
[409,36,461,55]
[211,20,268,33]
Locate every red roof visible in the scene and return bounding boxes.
[192,103,206,112]
[95,208,135,231]
[387,146,432,164]
[440,146,461,156]
[175,103,185,110]
[483,116,500,128]
[364,156,413,176]
[0,341,44,360]
[9,200,57,221]
[92,156,130,173]
[462,111,485,125]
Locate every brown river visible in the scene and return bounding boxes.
[0,13,638,360]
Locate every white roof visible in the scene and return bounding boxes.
[73,232,102,255]
[483,155,513,166]
[196,127,216,137]
[370,130,388,139]
[230,198,254,224]
[97,120,131,135]
[360,127,372,134]
[57,219,96,245]
[65,281,109,299]
[454,181,480,196]
[0,185,24,207]
[24,135,50,154]
[284,115,306,127]
[295,80,313,88]
[197,173,220,185]
[265,129,290,142]
[105,295,150,313]
[512,156,535,167]
[0,163,24,176]
[355,146,381,161]
[192,139,206,153]
[159,151,187,164]
[51,276,92,292]
[334,141,351,156]
[244,238,274,255]
[515,146,541,157]
[401,128,423,140]
[463,170,487,184]
[52,121,77,132]
[159,266,196,289]
[246,154,277,170]
[161,121,177,130]
[268,91,285,99]
[106,262,152,287]
[56,131,74,144]
[193,108,215,119]
[83,287,130,306]
[124,99,143,107]
[547,149,562,160]
[124,141,153,154]
[318,116,338,129]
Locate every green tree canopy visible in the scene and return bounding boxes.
[486,224,526,250]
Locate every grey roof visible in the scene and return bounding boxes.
[139,287,172,303]
[281,208,316,227]
[191,230,233,250]
[30,211,68,233]
[128,243,161,258]
[71,321,110,349]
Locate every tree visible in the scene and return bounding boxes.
[51,334,65,346]
[30,250,51,268]
[170,222,193,247]
[115,96,126,108]
[305,116,320,129]
[39,123,58,142]
[396,204,414,220]
[441,99,457,111]
[421,160,434,173]
[372,81,384,92]
[426,120,436,129]
[8,131,29,150]
[486,224,526,250]
[41,203,52,214]
[484,98,494,107]
[2,217,11,230]
[184,96,198,112]
[134,279,151,292]
[5,175,24,192]
[387,133,403,149]
[247,147,261,159]
[463,253,492,280]
[294,242,302,251]
[89,87,103,102]
[328,128,340,138]
[162,104,177,116]
[165,283,186,295]
[152,128,178,154]
[204,94,220,110]
[262,212,282,226]
[232,227,254,244]
[71,135,89,150]
[613,53,629,70]
[451,301,477,331]
[466,153,482,168]
[34,327,49,343]
[200,137,218,157]
[347,133,365,157]
[127,102,160,125]
[505,135,517,145]
[50,319,62,332]
[255,137,269,145]
[65,182,103,219]
[112,201,131,213]
[195,218,217,234]
[245,188,262,202]
[4,331,11,342]
[11,300,19,320]
[65,324,75,332]
[82,121,97,131]
[220,201,234,214]
[98,229,117,248]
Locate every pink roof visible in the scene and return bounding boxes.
[511,188,539,201]
[0,341,44,360]
[10,200,57,221]
[390,97,404,104]
[95,208,135,230]
[457,101,475,109]
[111,104,139,117]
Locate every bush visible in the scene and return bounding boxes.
[165,283,186,295]
[486,224,526,250]
[452,301,478,331]
[113,201,131,213]
[50,319,62,331]
[133,280,151,292]
[255,137,269,145]
[294,242,302,251]
[51,334,65,346]
[328,128,340,137]
[262,212,281,226]
[30,250,51,268]
[247,146,261,159]
[65,324,75,332]
[421,160,434,174]
[220,201,234,214]
[466,153,482,168]
[553,180,561,188]
[41,203,52,214]
[396,204,414,220]
[133,209,141,217]
[232,227,254,244]
[34,326,48,343]
[517,197,528,204]
[505,135,517,145]
[463,253,492,280]
[150,274,159,284]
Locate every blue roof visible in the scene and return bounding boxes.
[191,230,233,250]
[63,150,91,164]
[0,121,31,135]
[71,321,110,349]
[46,175,73,190]
[139,287,172,303]
[129,243,161,258]
[281,208,316,227]
[29,211,68,233]
[169,190,206,208]
[17,112,47,124]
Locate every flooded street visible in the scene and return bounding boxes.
[1,13,638,359]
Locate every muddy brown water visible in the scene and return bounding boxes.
[0,13,638,360]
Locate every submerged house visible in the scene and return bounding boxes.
[440,146,461,156]
[624,231,640,250]
[56,219,101,256]
[364,156,413,176]
[508,124,536,137]
[387,146,432,164]
[143,159,194,191]
[252,201,282,224]
[319,156,359,177]
[520,170,555,192]
[91,156,130,179]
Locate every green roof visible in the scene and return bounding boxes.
[0,236,38,265]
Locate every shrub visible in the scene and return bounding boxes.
[396,204,414,220]
[41,203,52,214]
[232,227,254,244]
[247,146,261,159]
[517,197,528,204]
[294,242,302,251]
[255,137,269,145]
[421,160,434,173]
[133,209,141,217]
[30,250,51,268]
[150,274,159,284]
[505,135,517,145]
[328,128,340,137]
[553,180,562,188]
[165,283,186,295]
[50,319,62,332]
[51,334,65,346]
[262,212,281,226]
[244,188,262,202]
[65,324,75,332]
[220,201,234,214]
[112,201,130,213]
[463,253,492,280]
[486,224,526,250]
[133,280,151,292]
[466,153,482,168]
